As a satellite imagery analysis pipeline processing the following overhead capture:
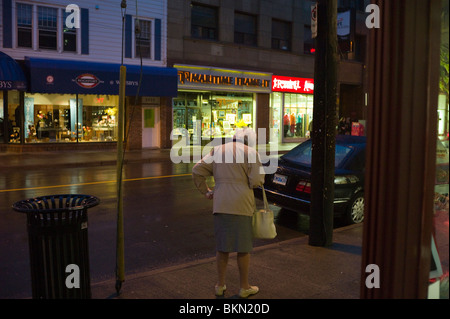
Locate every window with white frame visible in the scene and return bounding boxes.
[15,2,79,53]
[135,19,152,59]
[38,6,58,50]
[63,10,77,52]
[16,3,32,48]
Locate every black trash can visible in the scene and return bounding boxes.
[12,194,100,299]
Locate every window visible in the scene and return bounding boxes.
[15,3,82,53]
[16,3,32,48]
[304,25,315,54]
[283,93,314,139]
[191,4,218,40]
[38,6,58,50]
[63,10,77,52]
[234,12,257,46]
[338,0,367,11]
[172,91,254,145]
[135,19,152,59]
[5,91,22,144]
[23,93,119,143]
[272,19,291,51]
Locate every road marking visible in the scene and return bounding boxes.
[0,173,192,193]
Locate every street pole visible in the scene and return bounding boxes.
[115,0,127,295]
[115,65,126,294]
[309,0,338,247]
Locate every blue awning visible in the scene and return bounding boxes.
[0,51,27,90]
[25,57,178,97]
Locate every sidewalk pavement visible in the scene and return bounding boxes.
[0,143,364,299]
[91,223,363,299]
[0,143,297,170]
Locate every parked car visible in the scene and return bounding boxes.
[255,135,367,225]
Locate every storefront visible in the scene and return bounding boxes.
[22,93,119,143]
[173,64,272,145]
[2,56,177,149]
[270,75,315,143]
[0,51,27,144]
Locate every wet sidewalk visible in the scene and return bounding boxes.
[0,142,299,170]
[91,223,363,299]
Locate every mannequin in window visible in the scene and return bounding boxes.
[295,114,302,137]
[290,112,296,136]
[283,113,290,137]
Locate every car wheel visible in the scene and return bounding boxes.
[346,192,364,224]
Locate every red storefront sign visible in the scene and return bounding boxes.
[272,75,314,94]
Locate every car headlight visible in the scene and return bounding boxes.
[334,175,359,184]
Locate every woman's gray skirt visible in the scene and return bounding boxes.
[214,213,253,253]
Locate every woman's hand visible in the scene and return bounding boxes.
[205,190,214,200]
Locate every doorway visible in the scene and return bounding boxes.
[142,106,160,148]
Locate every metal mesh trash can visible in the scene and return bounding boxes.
[12,194,100,299]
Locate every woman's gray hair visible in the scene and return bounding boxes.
[233,128,257,147]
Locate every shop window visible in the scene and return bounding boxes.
[81,95,119,142]
[23,93,118,143]
[38,6,58,50]
[191,3,218,41]
[7,91,21,144]
[63,10,77,52]
[282,93,314,140]
[135,19,152,59]
[16,3,32,48]
[173,91,253,145]
[24,93,75,143]
[234,12,257,46]
[272,19,291,51]
[15,3,82,54]
[270,92,282,143]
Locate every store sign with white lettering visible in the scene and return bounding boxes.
[272,75,314,94]
[73,74,103,89]
[0,80,26,90]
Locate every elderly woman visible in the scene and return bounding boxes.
[192,128,264,298]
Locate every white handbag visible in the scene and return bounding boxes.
[252,186,277,239]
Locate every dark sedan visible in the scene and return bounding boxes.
[256,135,366,224]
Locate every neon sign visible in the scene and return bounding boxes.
[178,71,270,88]
[272,75,314,94]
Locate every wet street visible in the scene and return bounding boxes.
[0,161,311,299]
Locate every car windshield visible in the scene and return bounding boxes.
[281,140,352,168]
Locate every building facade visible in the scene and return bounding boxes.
[165,0,370,148]
[0,0,177,151]
[1,0,371,151]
